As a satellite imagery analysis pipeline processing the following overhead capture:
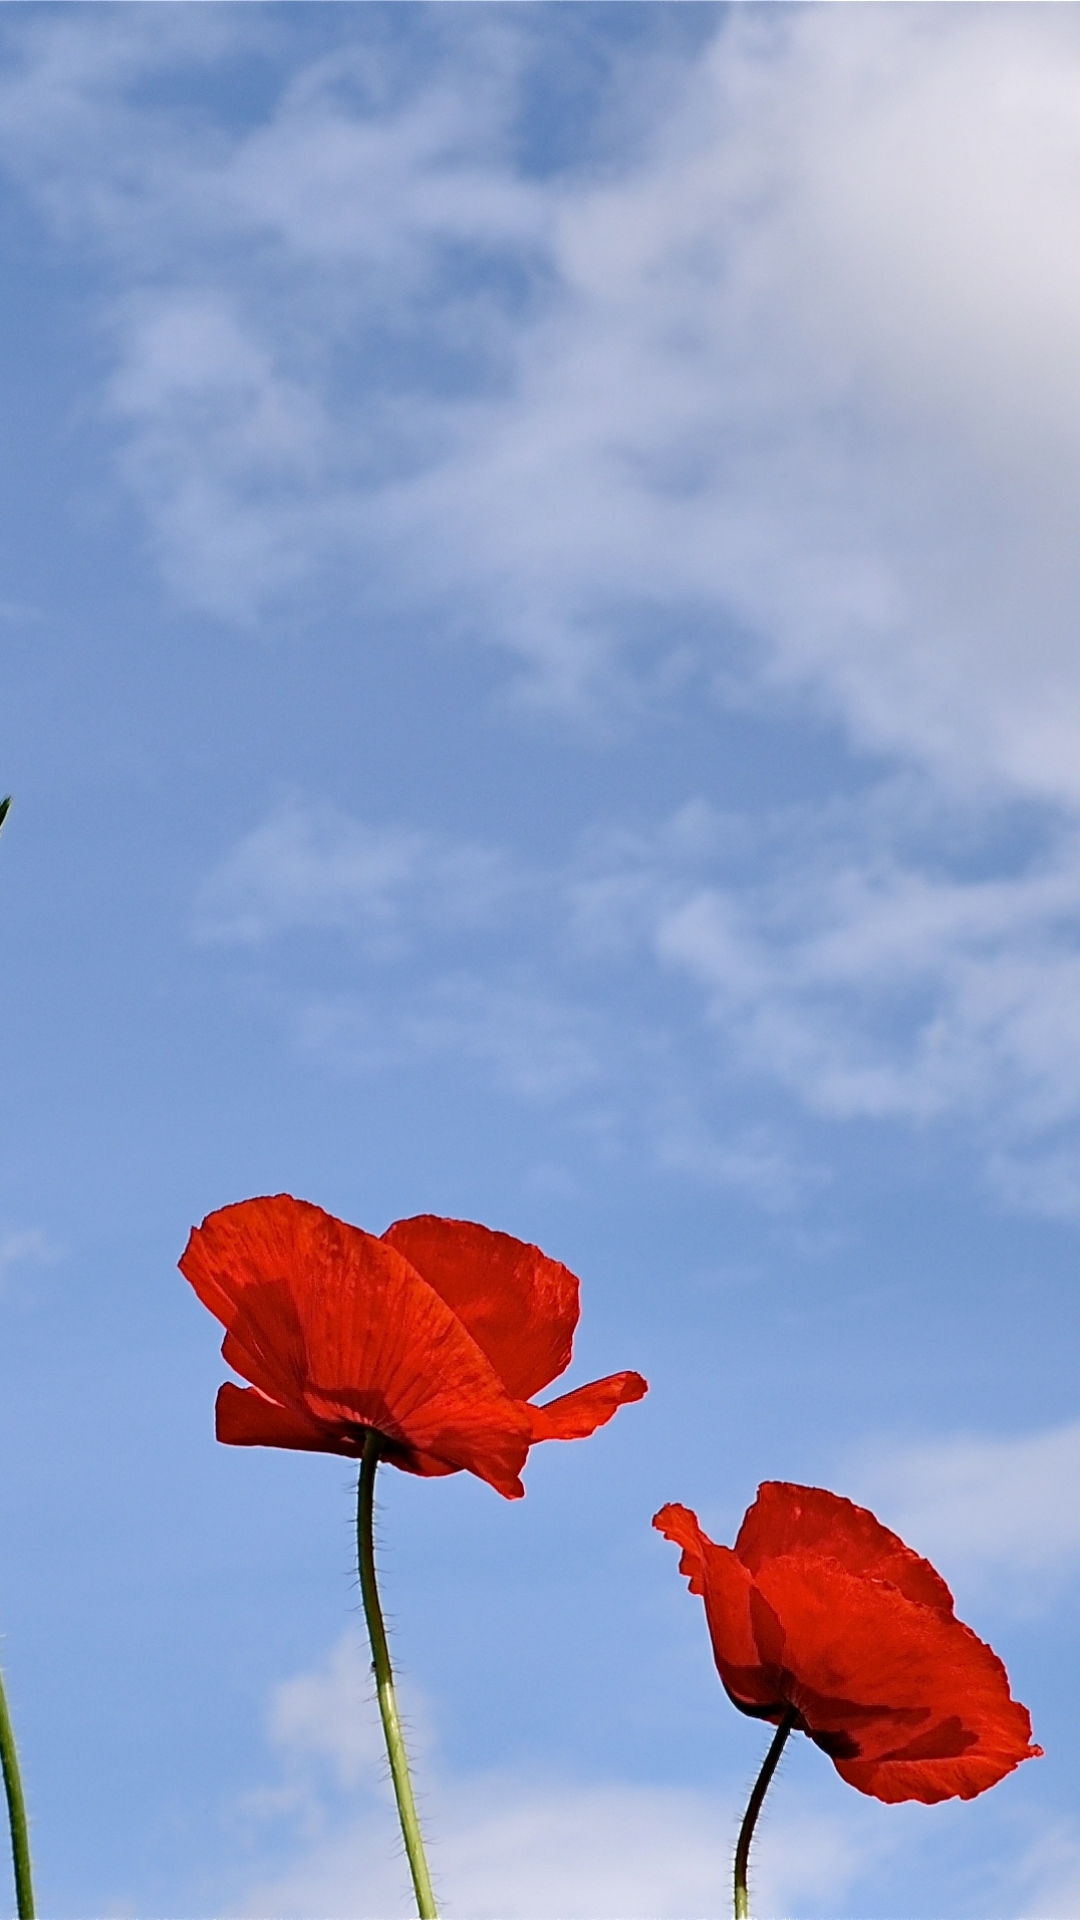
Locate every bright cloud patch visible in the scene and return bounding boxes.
[264,1635,391,1790]
[5,9,1080,804]
[6,6,1080,1217]
[237,1635,899,1920]
[197,793,1080,1213]
[654,821,1080,1132]
[195,796,517,948]
[848,1419,1080,1607]
[9,7,1080,1207]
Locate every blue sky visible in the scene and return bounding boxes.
[2,4,1080,1915]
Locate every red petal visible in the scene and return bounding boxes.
[653,1504,782,1715]
[661,1486,1040,1805]
[654,1502,710,1596]
[216,1382,342,1453]
[217,1385,500,1485]
[387,1445,459,1481]
[529,1371,648,1440]
[752,1553,1040,1803]
[836,1737,1045,1806]
[736,1483,955,1616]
[181,1195,532,1498]
[382,1214,580,1400]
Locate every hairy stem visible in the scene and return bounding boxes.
[0,1660,33,1918]
[733,1710,796,1920]
[357,1433,437,1919]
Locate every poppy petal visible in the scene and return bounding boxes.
[653,1504,782,1715]
[216,1382,342,1453]
[381,1214,580,1401]
[385,1444,459,1480]
[835,1726,1045,1806]
[735,1482,955,1616]
[752,1552,1040,1802]
[181,1195,533,1499]
[217,1385,508,1485]
[656,1490,1040,1803]
[654,1502,711,1595]
[220,1279,308,1406]
[529,1371,648,1441]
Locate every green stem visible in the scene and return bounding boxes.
[0,1660,33,1918]
[733,1709,796,1920]
[357,1433,437,1919]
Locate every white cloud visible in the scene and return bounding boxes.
[243,1773,727,1920]
[196,799,429,947]
[255,1778,900,1920]
[238,1634,433,1857]
[194,797,515,950]
[400,4,1080,799]
[654,819,1080,1135]
[196,790,1080,1214]
[1014,1818,1080,1920]
[9,8,1080,805]
[192,795,823,1206]
[237,1636,899,1920]
[25,0,1080,1211]
[265,1635,389,1793]
[651,1103,828,1214]
[569,795,1080,1212]
[846,1418,1080,1609]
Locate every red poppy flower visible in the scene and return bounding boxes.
[654,1483,1040,1805]
[180,1194,647,1500]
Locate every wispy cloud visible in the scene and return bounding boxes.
[295,975,606,1105]
[845,1418,1080,1613]
[0,1228,57,1287]
[6,8,1080,806]
[190,794,817,1206]
[11,8,1080,1221]
[1014,1818,1080,1920]
[243,1769,730,1920]
[265,1635,391,1794]
[654,817,1080,1131]
[196,791,1080,1214]
[235,1634,900,1920]
[195,796,518,950]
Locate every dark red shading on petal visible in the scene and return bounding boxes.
[216,1382,336,1453]
[381,1214,579,1402]
[653,1487,1041,1806]
[181,1195,533,1498]
[529,1371,648,1441]
[385,1445,459,1481]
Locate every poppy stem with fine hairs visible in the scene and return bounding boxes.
[733,1709,796,1920]
[357,1431,437,1919]
[0,1661,33,1918]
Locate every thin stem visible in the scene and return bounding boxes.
[733,1709,796,1920]
[357,1433,437,1919]
[0,1660,33,1918]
